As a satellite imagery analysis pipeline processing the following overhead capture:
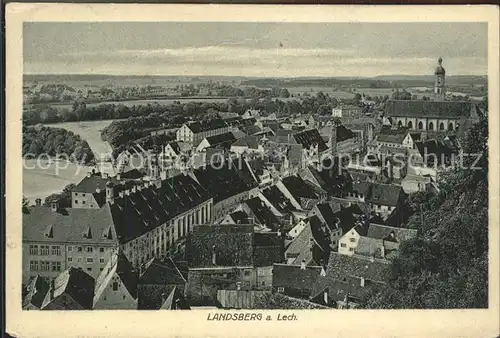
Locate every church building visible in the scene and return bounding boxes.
[385,57,483,136]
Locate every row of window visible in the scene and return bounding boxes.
[397,120,457,131]
[29,245,61,256]
[29,245,107,255]
[74,193,86,197]
[29,260,61,272]
[67,257,105,264]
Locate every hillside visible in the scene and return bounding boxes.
[361,115,489,309]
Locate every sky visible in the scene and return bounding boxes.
[23,22,488,77]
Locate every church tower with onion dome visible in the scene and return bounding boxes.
[434,57,446,101]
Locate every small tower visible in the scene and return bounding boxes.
[434,57,446,101]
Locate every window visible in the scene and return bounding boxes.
[82,193,86,197]
[99,248,105,253]
[86,258,93,263]
[87,267,92,272]
[29,261,38,271]
[74,200,79,204]
[40,245,49,255]
[29,245,38,255]
[77,247,83,252]
[348,248,354,252]
[340,243,347,248]
[51,261,61,272]
[99,258,105,264]
[51,246,61,256]
[349,238,356,243]
[277,287,284,292]
[244,271,251,276]
[82,201,86,205]
[112,282,118,291]
[40,261,50,271]
[75,193,78,196]
[68,257,72,262]
[90,205,94,208]
[86,247,93,253]
[67,246,73,252]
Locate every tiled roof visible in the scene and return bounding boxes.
[293,129,328,152]
[352,181,372,197]
[282,176,319,200]
[324,252,391,283]
[205,132,236,147]
[109,174,211,244]
[243,125,262,135]
[376,128,408,144]
[286,216,330,266]
[227,210,251,225]
[185,224,254,268]
[253,232,284,267]
[366,223,418,242]
[366,183,403,207]
[23,204,118,245]
[272,264,323,292]
[139,258,188,285]
[42,267,95,310]
[261,185,297,214]
[385,100,477,119]
[160,286,191,310]
[23,275,49,309]
[310,274,371,304]
[244,197,281,231]
[193,164,257,204]
[231,136,260,149]
[187,119,228,133]
[217,290,267,309]
[336,125,357,143]
[355,236,381,257]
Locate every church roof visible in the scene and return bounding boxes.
[385,100,477,119]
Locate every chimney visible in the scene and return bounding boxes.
[116,173,121,181]
[106,181,114,204]
[212,245,217,265]
[380,244,385,258]
[360,277,365,287]
[132,185,137,193]
[300,259,306,270]
[323,288,329,305]
[35,198,41,207]
[51,200,59,212]
[125,189,130,196]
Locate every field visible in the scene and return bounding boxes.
[285,86,356,99]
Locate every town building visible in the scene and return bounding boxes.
[176,119,230,146]
[23,275,50,310]
[332,105,363,118]
[272,263,324,299]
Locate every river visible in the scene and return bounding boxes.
[23,119,119,204]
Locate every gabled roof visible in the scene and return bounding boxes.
[186,119,228,133]
[272,264,323,292]
[204,132,236,147]
[366,223,418,242]
[185,224,254,268]
[160,286,191,310]
[376,128,409,144]
[336,125,357,143]
[94,252,138,306]
[385,100,478,119]
[109,174,211,244]
[293,129,328,152]
[139,258,188,285]
[285,216,330,266]
[261,185,297,214]
[324,252,391,283]
[366,183,404,207]
[23,275,49,309]
[42,267,95,310]
[244,197,281,231]
[243,125,262,135]
[23,204,118,245]
[282,176,319,200]
[193,164,257,204]
[231,136,260,149]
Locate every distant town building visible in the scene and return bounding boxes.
[332,105,363,118]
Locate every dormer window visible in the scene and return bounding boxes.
[44,225,54,238]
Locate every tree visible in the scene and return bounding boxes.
[279,88,290,98]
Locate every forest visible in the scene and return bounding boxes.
[361,115,489,308]
[22,126,95,165]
